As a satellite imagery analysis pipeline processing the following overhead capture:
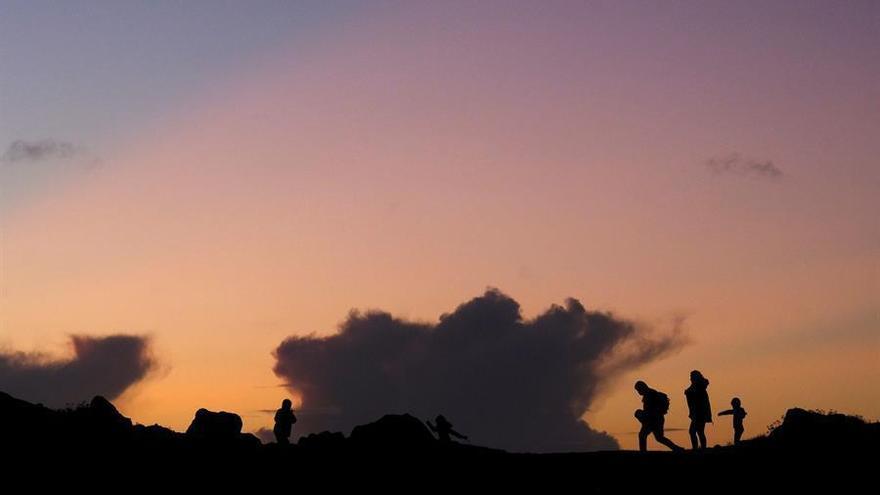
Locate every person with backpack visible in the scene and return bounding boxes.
[684,370,712,449]
[273,398,297,445]
[634,380,683,452]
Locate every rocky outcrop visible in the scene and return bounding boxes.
[298,430,347,451]
[186,408,243,441]
[349,413,437,450]
[763,407,880,450]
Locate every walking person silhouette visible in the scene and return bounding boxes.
[684,370,712,449]
[634,380,683,452]
[273,399,297,445]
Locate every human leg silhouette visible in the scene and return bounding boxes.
[638,426,650,452]
[653,431,683,451]
[651,416,683,451]
[689,421,707,449]
[274,428,289,445]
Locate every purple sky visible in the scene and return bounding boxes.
[1,1,877,450]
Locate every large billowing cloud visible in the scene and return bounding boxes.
[273,289,686,452]
[0,335,156,407]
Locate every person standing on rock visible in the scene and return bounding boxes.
[685,370,712,449]
[273,399,297,445]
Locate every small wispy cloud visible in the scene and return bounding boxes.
[705,152,783,180]
[1,139,96,165]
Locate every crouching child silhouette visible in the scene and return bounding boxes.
[427,415,468,443]
[634,380,684,452]
[718,397,747,444]
[273,399,297,445]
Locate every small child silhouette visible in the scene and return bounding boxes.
[426,414,468,443]
[718,397,747,444]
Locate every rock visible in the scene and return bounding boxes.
[87,395,133,430]
[767,408,879,450]
[349,414,436,451]
[185,408,243,441]
[133,423,184,445]
[239,432,263,449]
[298,430,347,451]
[0,391,55,443]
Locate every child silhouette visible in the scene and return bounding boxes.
[426,414,468,443]
[718,397,747,444]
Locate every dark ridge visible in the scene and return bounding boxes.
[0,391,874,491]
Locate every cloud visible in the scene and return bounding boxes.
[1,139,97,166]
[0,335,156,407]
[705,152,783,179]
[272,289,686,452]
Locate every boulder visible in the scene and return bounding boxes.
[238,432,263,449]
[185,408,243,441]
[0,391,55,443]
[87,395,133,430]
[349,414,436,451]
[767,408,879,450]
[298,430,347,451]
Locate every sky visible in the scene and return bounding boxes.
[1,0,878,451]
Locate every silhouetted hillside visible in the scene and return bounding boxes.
[760,407,879,449]
[0,391,873,491]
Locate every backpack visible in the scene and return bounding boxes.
[655,391,670,415]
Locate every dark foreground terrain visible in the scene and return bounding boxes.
[1,391,875,492]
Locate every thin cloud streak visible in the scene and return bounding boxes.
[705,152,783,179]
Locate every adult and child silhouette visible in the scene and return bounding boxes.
[270,368,745,451]
[635,370,747,451]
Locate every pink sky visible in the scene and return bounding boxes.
[1,2,877,449]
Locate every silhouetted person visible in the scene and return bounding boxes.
[426,414,468,443]
[273,399,297,445]
[718,397,747,444]
[684,370,712,449]
[634,380,683,452]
